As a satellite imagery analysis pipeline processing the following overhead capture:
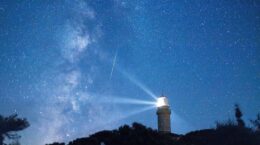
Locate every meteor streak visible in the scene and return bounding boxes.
[109,49,118,80]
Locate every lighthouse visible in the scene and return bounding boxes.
[156,96,171,133]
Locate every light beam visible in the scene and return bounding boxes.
[120,70,157,100]
[96,95,156,106]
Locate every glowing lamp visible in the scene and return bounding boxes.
[156,97,169,107]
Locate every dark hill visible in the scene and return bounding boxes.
[46,122,260,145]
[47,107,260,145]
[67,123,181,145]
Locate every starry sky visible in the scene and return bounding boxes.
[0,0,259,145]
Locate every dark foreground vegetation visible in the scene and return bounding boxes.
[0,105,259,145]
[47,105,260,145]
[0,114,29,145]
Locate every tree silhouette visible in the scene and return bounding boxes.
[235,104,245,127]
[46,142,65,145]
[0,114,29,145]
[251,113,260,131]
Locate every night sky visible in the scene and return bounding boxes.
[0,0,259,145]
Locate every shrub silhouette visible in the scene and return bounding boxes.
[180,105,259,145]
[180,125,258,145]
[235,104,245,127]
[46,142,65,145]
[251,113,260,131]
[0,114,29,145]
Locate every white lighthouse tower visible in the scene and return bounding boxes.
[156,96,171,133]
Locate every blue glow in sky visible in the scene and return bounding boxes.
[0,0,259,145]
